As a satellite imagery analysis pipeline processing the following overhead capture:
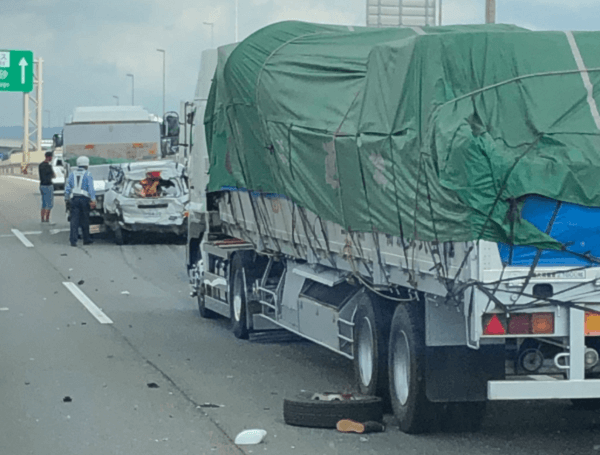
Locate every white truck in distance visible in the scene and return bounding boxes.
[62,106,182,239]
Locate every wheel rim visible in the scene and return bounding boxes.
[357,317,374,387]
[392,330,410,406]
[233,271,243,321]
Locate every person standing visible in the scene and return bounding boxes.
[64,156,96,247]
[38,151,56,223]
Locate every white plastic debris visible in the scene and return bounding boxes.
[234,429,267,445]
[359,437,369,442]
[0,307,9,311]
[121,291,130,295]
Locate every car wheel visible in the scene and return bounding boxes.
[114,226,124,245]
[283,392,383,428]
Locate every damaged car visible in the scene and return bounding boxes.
[103,160,189,244]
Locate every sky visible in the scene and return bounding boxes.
[1,0,599,128]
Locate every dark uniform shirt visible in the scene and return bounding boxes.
[39,161,54,186]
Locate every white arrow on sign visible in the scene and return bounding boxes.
[19,57,28,84]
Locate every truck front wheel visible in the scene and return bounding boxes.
[388,303,440,434]
[229,254,249,340]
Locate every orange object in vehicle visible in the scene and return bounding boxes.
[140,171,161,197]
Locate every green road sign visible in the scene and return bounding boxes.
[0,50,34,92]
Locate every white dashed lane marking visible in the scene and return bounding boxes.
[63,282,113,324]
[11,229,34,248]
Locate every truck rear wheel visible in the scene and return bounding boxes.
[388,303,440,434]
[353,292,393,400]
[229,254,249,340]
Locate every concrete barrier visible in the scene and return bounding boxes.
[0,162,39,179]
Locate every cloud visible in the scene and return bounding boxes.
[1,0,600,127]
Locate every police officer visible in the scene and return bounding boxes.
[64,156,96,247]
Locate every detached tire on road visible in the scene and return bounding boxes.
[283,392,383,429]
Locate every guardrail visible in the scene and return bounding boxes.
[0,162,39,179]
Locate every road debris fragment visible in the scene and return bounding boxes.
[147,382,159,388]
[77,280,84,285]
[63,396,72,403]
[121,291,130,295]
[198,403,224,408]
[234,429,267,445]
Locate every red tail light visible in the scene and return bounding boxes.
[484,314,507,335]
[531,313,554,334]
[483,312,555,336]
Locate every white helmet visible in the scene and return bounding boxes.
[76,156,90,167]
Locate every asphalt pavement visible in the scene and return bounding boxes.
[2,174,600,455]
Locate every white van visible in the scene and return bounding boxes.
[51,153,65,191]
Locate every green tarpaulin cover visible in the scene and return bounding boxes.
[204,21,600,249]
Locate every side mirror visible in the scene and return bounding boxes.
[187,111,195,125]
[163,112,180,138]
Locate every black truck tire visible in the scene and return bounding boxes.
[197,285,216,319]
[440,401,486,432]
[229,253,249,339]
[388,303,441,434]
[353,292,394,401]
[283,392,383,428]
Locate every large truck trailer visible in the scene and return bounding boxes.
[186,22,600,433]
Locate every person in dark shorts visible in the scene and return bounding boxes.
[38,151,56,223]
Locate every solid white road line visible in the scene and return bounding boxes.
[50,228,70,235]
[11,229,34,248]
[1,175,38,183]
[63,282,113,324]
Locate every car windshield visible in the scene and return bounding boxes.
[125,176,182,198]
[87,165,111,181]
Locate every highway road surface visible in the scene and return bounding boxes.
[2,174,600,454]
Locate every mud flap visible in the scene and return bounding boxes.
[425,344,504,402]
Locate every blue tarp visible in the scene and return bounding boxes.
[498,195,600,267]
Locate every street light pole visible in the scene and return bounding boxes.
[486,0,496,23]
[113,95,119,106]
[127,73,135,105]
[157,49,166,117]
[44,109,50,128]
[203,22,214,48]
